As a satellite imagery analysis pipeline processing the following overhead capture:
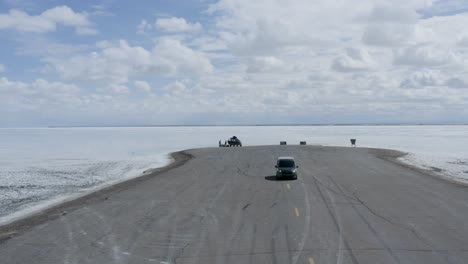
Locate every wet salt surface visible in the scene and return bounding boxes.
[1,125,467,223]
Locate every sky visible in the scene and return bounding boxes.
[1,0,468,127]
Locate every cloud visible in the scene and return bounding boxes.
[332,48,376,72]
[457,34,468,46]
[106,84,129,94]
[3,0,468,126]
[163,81,188,95]
[0,6,96,34]
[367,3,420,24]
[445,77,467,88]
[137,19,152,34]
[400,70,468,89]
[394,44,456,66]
[246,56,296,73]
[133,80,151,92]
[0,64,5,72]
[45,43,142,84]
[416,13,468,44]
[0,77,80,105]
[363,24,415,46]
[155,38,213,75]
[190,36,228,52]
[90,2,115,17]
[209,0,369,55]
[400,70,445,88]
[361,2,426,46]
[45,38,213,84]
[76,27,98,35]
[155,17,202,32]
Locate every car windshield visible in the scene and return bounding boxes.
[278,160,295,168]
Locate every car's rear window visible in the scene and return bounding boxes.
[278,159,295,167]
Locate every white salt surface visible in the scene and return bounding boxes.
[0,125,467,224]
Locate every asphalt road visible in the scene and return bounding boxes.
[1,145,468,264]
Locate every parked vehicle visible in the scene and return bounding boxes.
[227,136,242,147]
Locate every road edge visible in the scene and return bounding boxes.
[371,148,468,188]
[0,150,193,242]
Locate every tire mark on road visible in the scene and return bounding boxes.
[312,176,360,264]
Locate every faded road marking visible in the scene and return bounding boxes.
[287,184,291,189]
[309,257,316,264]
[295,207,300,217]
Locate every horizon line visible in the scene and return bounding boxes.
[1,122,468,129]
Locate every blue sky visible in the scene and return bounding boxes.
[1,0,468,127]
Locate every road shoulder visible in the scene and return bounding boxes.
[0,151,193,243]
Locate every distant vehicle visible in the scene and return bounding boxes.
[275,157,298,180]
[227,136,242,147]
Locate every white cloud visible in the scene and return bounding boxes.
[209,0,374,55]
[190,36,228,52]
[0,64,5,72]
[416,13,468,44]
[332,48,376,72]
[46,40,150,84]
[154,38,213,76]
[0,77,80,102]
[363,24,415,46]
[361,2,434,47]
[155,17,202,32]
[133,80,151,92]
[76,27,98,35]
[31,78,80,93]
[137,19,152,34]
[41,6,90,27]
[90,3,115,17]
[46,38,213,84]
[107,84,129,94]
[400,70,445,88]
[457,34,468,46]
[394,44,456,66]
[0,6,96,34]
[246,56,295,73]
[163,81,188,95]
[400,69,468,89]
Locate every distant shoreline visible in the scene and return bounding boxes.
[41,123,467,128]
[1,123,467,129]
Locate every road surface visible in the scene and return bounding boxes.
[1,145,468,264]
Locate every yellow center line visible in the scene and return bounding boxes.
[309,257,316,264]
[295,207,300,217]
[286,183,291,189]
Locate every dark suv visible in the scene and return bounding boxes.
[275,157,298,180]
